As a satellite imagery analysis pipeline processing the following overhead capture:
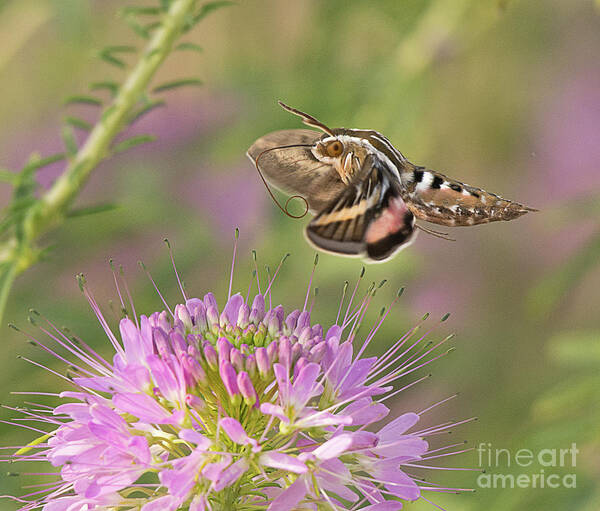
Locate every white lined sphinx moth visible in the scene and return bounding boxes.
[247,102,536,262]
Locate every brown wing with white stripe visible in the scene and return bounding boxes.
[401,167,537,226]
[305,155,416,261]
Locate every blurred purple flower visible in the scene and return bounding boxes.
[180,162,268,241]
[531,72,600,203]
[3,249,472,510]
[0,93,236,199]
[119,92,237,151]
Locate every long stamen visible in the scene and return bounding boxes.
[303,254,318,311]
[418,393,459,416]
[109,259,127,313]
[251,250,261,294]
[118,264,138,328]
[355,286,404,362]
[264,253,290,297]
[342,266,365,326]
[335,280,349,325]
[228,228,239,300]
[164,238,187,301]
[264,265,272,309]
[76,274,124,357]
[309,287,318,315]
[14,321,96,378]
[138,261,173,317]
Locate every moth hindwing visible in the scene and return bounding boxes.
[247,102,537,262]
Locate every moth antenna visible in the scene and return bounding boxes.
[278,100,335,136]
[253,144,313,219]
[416,224,456,242]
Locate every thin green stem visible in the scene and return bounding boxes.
[0,0,199,323]
[25,0,197,241]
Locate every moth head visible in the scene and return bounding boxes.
[313,137,344,159]
[312,135,367,184]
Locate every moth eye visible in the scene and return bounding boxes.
[326,140,344,157]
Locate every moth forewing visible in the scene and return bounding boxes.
[246,129,345,213]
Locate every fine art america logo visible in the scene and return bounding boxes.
[477,443,578,489]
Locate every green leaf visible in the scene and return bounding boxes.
[194,1,234,23]
[152,78,203,93]
[175,42,203,53]
[61,125,78,156]
[124,14,151,39]
[67,203,119,218]
[24,152,66,172]
[129,99,166,125]
[6,197,37,214]
[0,196,37,239]
[99,45,137,68]
[183,1,234,31]
[90,81,120,96]
[65,116,92,131]
[112,134,156,154]
[104,45,137,53]
[64,95,102,107]
[143,21,162,33]
[101,105,118,123]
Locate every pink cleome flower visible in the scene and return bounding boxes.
[2,242,474,511]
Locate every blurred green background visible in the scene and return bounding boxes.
[1,0,599,509]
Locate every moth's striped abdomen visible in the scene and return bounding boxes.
[401,168,537,226]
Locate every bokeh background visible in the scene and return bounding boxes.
[1,0,599,509]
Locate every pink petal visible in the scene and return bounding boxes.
[112,392,172,423]
[119,318,143,363]
[260,452,307,474]
[313,434,354,460]
[273,363,290,403]
[291,363,321,408]
[344,397,389,425]
[219,417,257,450]
[213,458,249,492]
[374,436,428,459]
[202,456,231,482]
[179,429,211,449]
[223,293,243,325]
[299,411,352,429]
[260,403,289,423]
[267,476,309,511]
[325,325,342,342]
[362,503,404,511]
[384,471,421,501]
[140,495,182,511]
[147,354,181,402]
[378,413,419,440]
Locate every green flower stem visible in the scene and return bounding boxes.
[0,0,198,325]
[26,0,196,241]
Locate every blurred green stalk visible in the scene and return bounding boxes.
[0,0,198,326]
